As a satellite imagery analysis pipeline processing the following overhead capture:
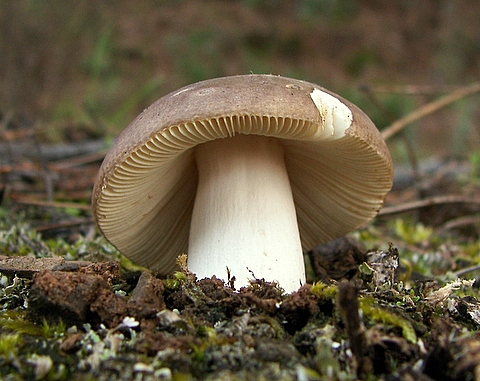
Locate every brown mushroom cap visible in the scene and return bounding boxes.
[92,74,393,273]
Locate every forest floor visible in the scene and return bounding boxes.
[1,115,480,380]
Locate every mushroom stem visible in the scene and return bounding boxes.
[189,134,305,292]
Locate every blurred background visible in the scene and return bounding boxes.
[1,0,479,175]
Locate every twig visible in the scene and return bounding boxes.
[33,132,54,202]
[34,217,95,233]
[379,195,480,216]
[364,84,468,95]
[337,281,370,378]
[0,114,35,141]
[49,150,107,170]
[381,82,480,141]
[361,85,422,188]
[454,264,480,278]
[11,197,92,211]
[437,214,480,232]
[380,237,430,255]
[0,139,108,162]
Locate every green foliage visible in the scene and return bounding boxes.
[342,89,416,135]
[165,29,226,84]
[468,151,480,184]
[296,0,358,24]
[345,47,380,77]
[393,219,433,245]
[82,26,116,79]
[461,240,480,262]
[452,99,476,156]
[43,234,118,262]
[0,207,138,276]
[172,372,195,381]
[241,0,278,9]
[48,20,162,136]
[106,78,163,128]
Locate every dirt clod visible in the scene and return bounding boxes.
[127,271,165,320]
[28,270,111,326]
[308,236,367,282]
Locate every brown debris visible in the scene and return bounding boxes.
[11,254,480,381]
[363,244,400,289]
[89,287,128,328]
[254,340,300,364]
[127,271,166,320]
[28,270,112,326]
[0,255,90,279]
[337,281,371,378]
[308,236,367,282]
[60,332,84,353]
[366,326,416,373]
[78,261,121,285]
[421,319,480,380]
[280,285,324,335]
[27,268,172,328]
[448,296,480,329]
[136,330,199,359]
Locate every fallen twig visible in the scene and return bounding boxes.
[11,197,92,211]
[381,82,480,140]
[49,150,107,170]
[454,264,480,278]
[379,195,480,216]
[34,217,95,233]
[0,138,108,162]
[361,84,422,190]
[363,84,469,95]
[437,214,480,233]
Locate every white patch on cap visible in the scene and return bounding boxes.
[310,88,353,140]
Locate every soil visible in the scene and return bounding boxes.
[1,181,480,380]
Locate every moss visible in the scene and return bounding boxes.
[164,271,189,291]
[0,332,23,358]
[41,318,67,339]
[0,311,44,336]
[359,296,417,343]
[310,282,337,299]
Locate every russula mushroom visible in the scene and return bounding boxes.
[92,74,393,293]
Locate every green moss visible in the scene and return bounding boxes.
[41,319,66,339]
[0,333,23,358]
[172,372,195,381]
[0,311,44,337]
[310,282,337,299]
[359,297,417,343]
[164,271,189,291]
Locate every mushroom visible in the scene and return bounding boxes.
[92,74,393,293]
